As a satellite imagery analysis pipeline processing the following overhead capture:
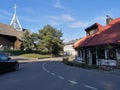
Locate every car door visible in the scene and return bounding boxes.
[0,55,10,72]
[0,58,7,72]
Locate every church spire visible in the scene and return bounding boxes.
[10,4,22,31]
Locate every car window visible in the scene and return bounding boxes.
[0,55,9,61]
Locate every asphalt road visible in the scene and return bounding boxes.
[0,60,120,90]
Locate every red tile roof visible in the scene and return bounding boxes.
[74,18,120,48]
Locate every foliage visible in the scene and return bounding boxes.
[3,50,51,59]
[37,24,63,55]
[3,50,40,55]
[22,30,35,50]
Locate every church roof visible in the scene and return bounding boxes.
[74,17,120,48]
[0,23,24,40]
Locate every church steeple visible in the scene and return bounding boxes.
[10,4,22,31]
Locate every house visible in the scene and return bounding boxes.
[74,16,120,67]
[64,40,78,56]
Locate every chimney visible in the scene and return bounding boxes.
[106,15,113,24]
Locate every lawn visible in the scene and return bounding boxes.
[3,50,52,59]
[20,53,52,59]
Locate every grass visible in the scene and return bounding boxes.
[3,50,52,59]
[20,53,51,59]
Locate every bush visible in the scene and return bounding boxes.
[63,59,99,70]
[63,57,74,66]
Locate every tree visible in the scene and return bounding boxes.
[38,25,63,55]
[31,33,39,50]
[22,30,34,50]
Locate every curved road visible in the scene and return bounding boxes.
[0,60,120,90]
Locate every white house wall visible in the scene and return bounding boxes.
[97,59,116,66]
[64,44,77,56]
[76,48,118,66]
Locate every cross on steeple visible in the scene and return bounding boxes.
[10,4,22,31]
[14,4,16,15]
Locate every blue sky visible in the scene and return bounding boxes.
[0,0,120,42]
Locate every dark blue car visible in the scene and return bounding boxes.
[0,54,19,73]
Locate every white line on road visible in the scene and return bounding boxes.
[42,62,47,72]
[84,85,98,90]
[68,80,78,84]
[51,73,56,76]
[58,76,64,80]
[46,70,50,73]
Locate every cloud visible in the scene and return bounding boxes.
[49,14,74,26]
[0,9,12,16]
[54,0,65,9]
[21,16,42,23]
[22,7,35,13]
[69,22,89,28]
[50,14,74,21]
[61,14,75,21]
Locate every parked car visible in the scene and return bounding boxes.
[0,53,19,73]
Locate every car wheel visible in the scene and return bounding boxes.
[14,63,19,71]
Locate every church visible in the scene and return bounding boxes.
[0,5,26,50]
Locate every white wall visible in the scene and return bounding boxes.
[97,59,116,66]
[64,44,77,56]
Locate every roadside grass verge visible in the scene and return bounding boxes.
[3,50,59,59]
[62,57,114,71]
[20,53,51,59]
[3,50,40,55]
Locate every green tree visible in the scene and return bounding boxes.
[31,33,39,50]
[22,30,34,50]
[38,25,63,55]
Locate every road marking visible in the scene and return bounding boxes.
[42,62,47,72]
[46,70,50,73]
[51,73,56,76]
[84,85,98,90]
[68,80,78,84]
[58,76,64,80]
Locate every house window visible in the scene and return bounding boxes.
[107,49,116,59]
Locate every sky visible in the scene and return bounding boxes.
[0,0,120,42]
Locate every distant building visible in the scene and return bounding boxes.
[64,40,78,56]
[74,16,120,66]
[0,5,27,50]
